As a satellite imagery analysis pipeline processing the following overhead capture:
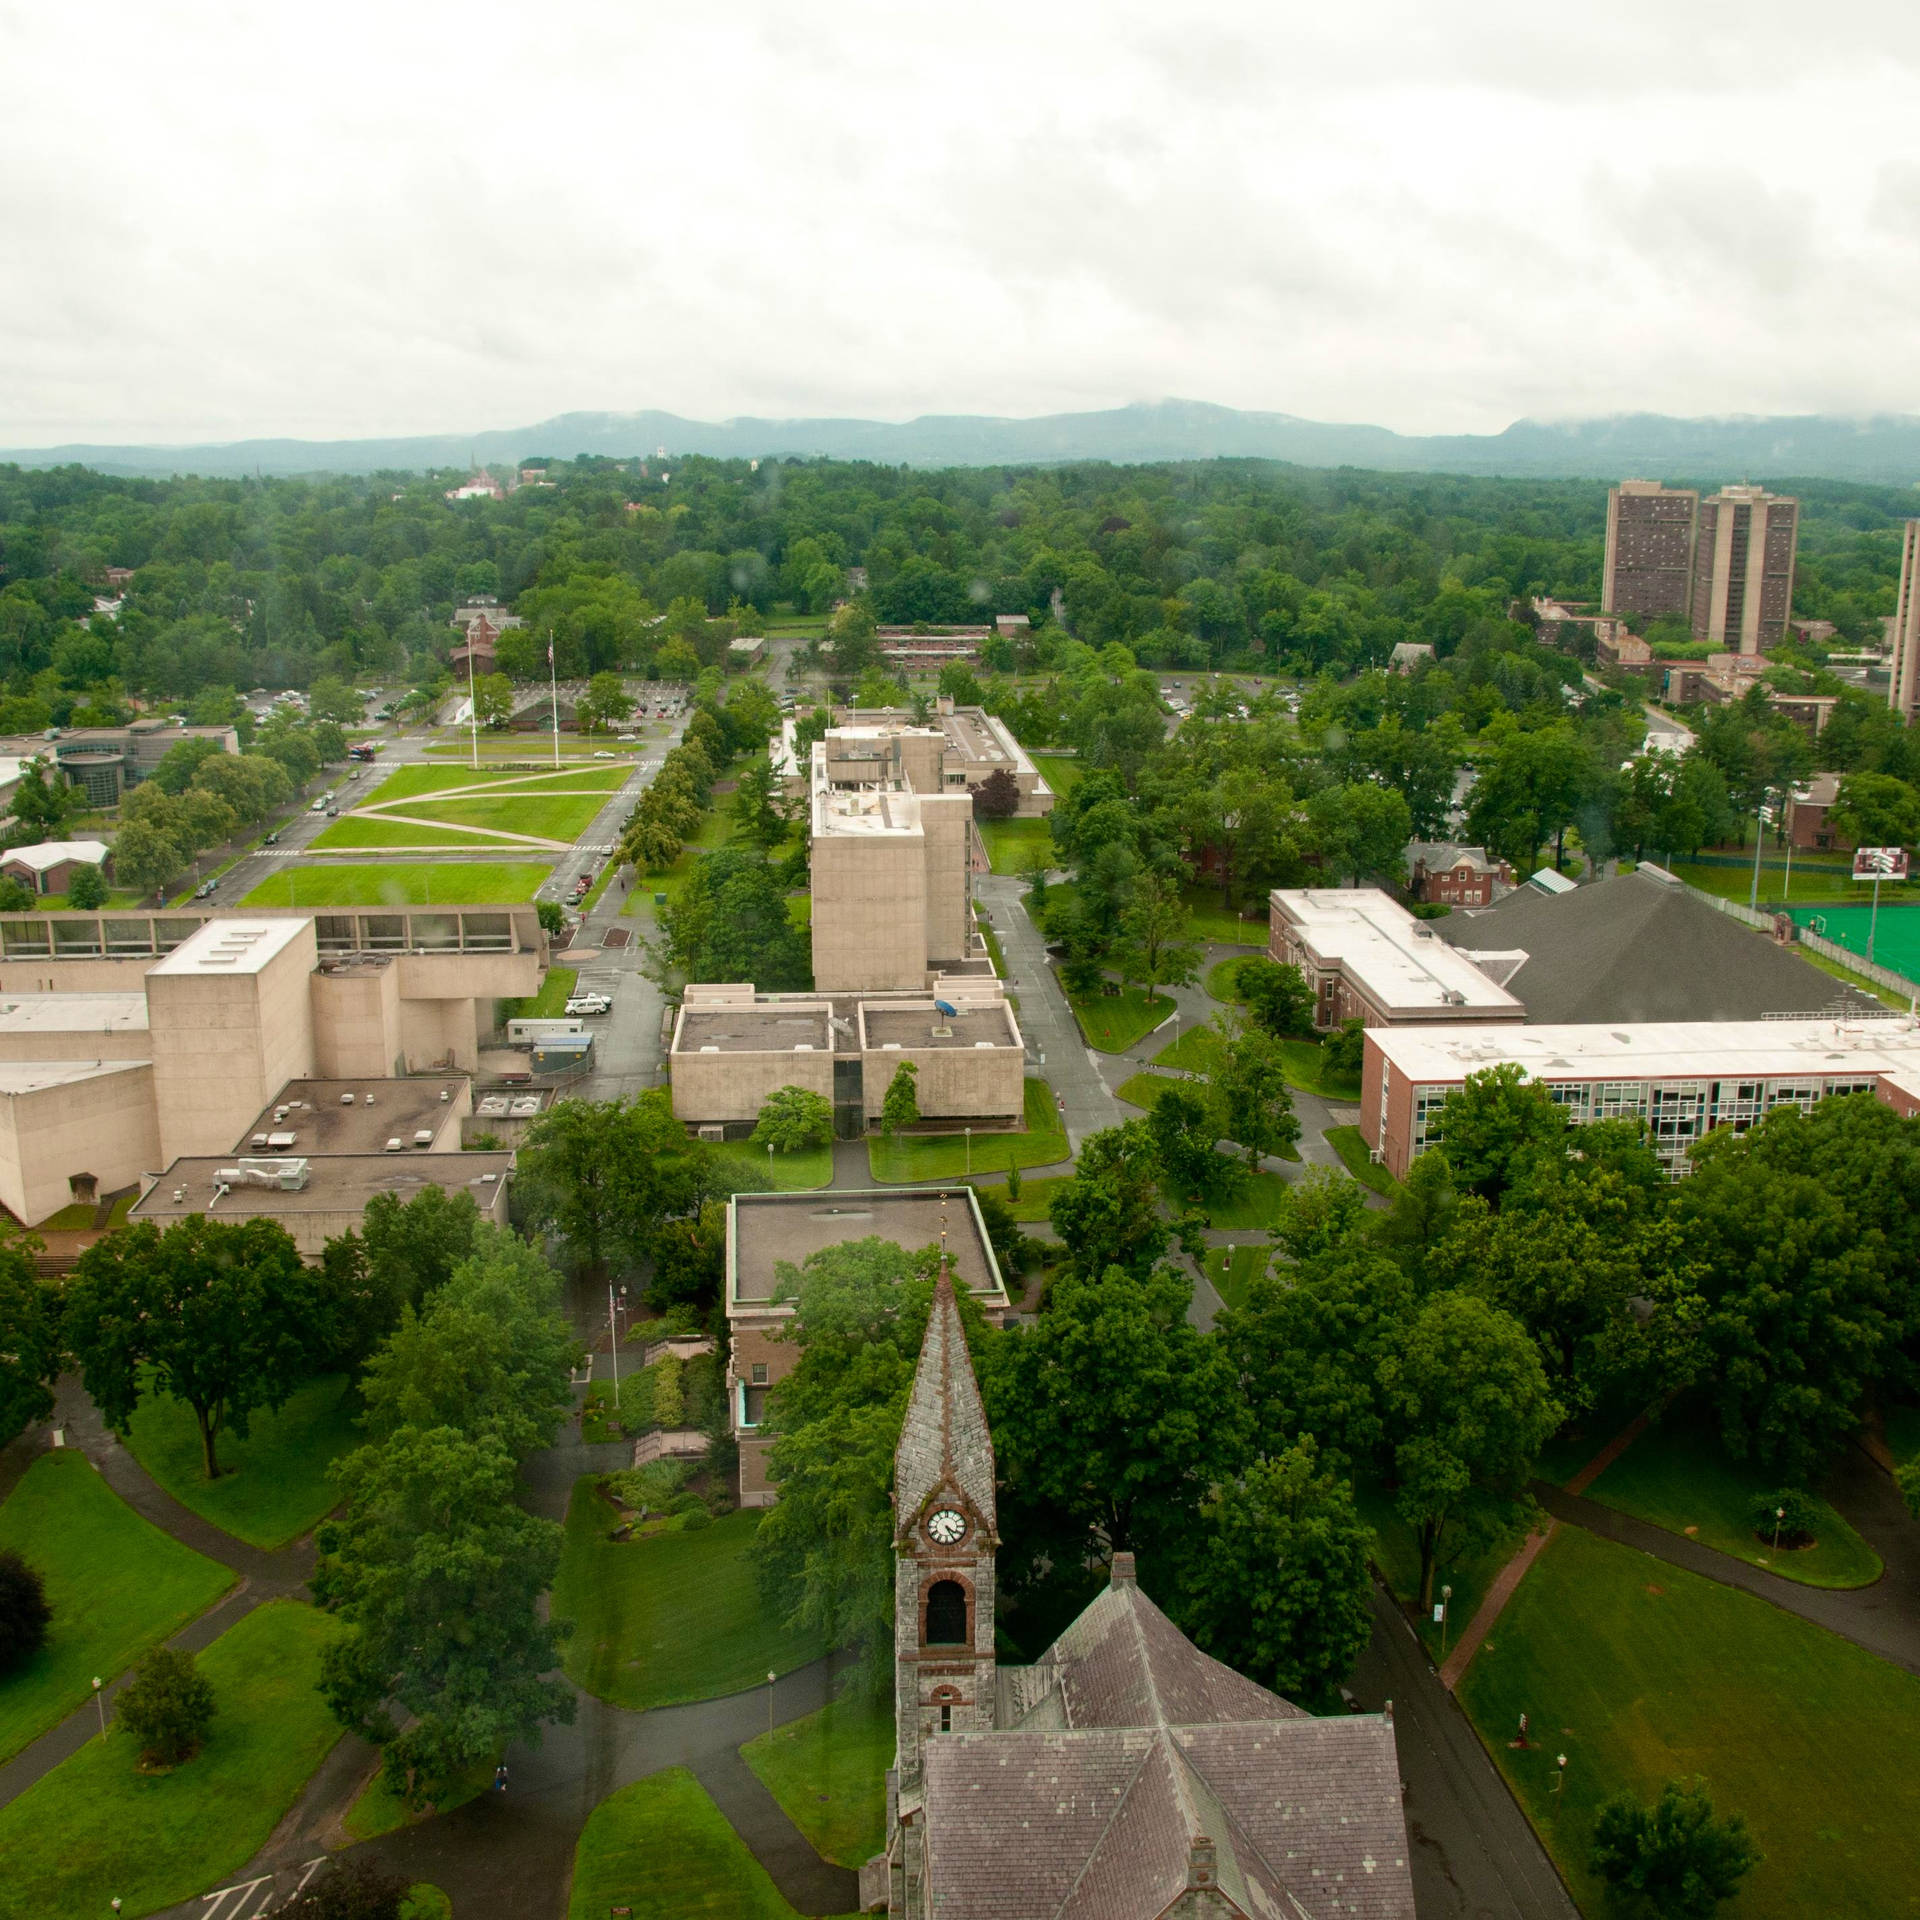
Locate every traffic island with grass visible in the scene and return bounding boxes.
[1066,980,1175,1052]
[343,1752,495,1842]
[0,1451,234,1764]
[1200,1243,1271,1312]
[0,1600,344,1920]
[867,1078,1069,1182]
[1582,1409,1883,1589]
[1457,1524,1920,1920]
[552,1494,828,1712]
[123,1374,360,1551]
[741,1694,892,1868]
[568,1767,840,1920]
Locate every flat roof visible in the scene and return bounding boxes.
[863,1005,1019,1051]
[132,1152,515,1221]
[149,917,310,978]
[729,1187,1007,1311]
[0,993,149,1035]
[677,1006,834,1055]
[812,777,922,838]
[0,1059,148,1095]
[1271,888,1522,1016]
[1367,1018,1920,1085]
[239,1078,466,1155]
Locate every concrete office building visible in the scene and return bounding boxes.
[1361,1018,1918,1182]
[1267,888,1524,1030]
[0,723,241,808]
[724,1187,1009,1506]
[773,702,1055,818]
[1888,520,1920,721]
[1603,480,1699,624]
[0,906,542,1228]
[1690,485,1798,652]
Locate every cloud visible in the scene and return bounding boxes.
[1,0,1918,443]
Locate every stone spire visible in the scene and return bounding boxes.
[893,1247,996,1535]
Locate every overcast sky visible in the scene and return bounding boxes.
[3,0,1918,447]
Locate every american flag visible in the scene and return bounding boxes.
[547,636,554,665]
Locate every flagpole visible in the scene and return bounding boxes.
[549,627,560,769]
[466,630,479,771]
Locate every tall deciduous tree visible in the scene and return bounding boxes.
[1114,870,1200,998]
[0,1241,60,1443]
[1210,1020,1301,1169]
[1235,957,1316,1039]
[67,1217,320,1479]
[1429,1063,1569,1205]
[1590,1779,1760,1917]
[751,1084,834,1153]
[1046,1119,1167,1279]
[881,1061,920,1137]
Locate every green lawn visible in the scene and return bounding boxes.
[0,1601,344,1920]
[1030,752,1083,799]
[34,1200,100,1231]
[1458,1525,1920,1920]
[1326,1125,1396,1195]
[868,1078,1069,1181]
[240,862,551,906]
[1201,1243,1270,1312]
[1585,1409,1883,1588]
[343,1752,494,1841]
[970,1171,1073,1222]
[1674,857,1890,907]
[1116,1070,1178,1110]
[568,1767,843,1920]
[390,792,612,840]
[1201,1169,1297,1226]
[553,1495,828,1712]
[0,1452,233,1765]
[1797,946,1914,1012]
[366,764,629,802]
[123,1375,359,1550]
[1154,1026,1223,1073]
[742,1694,892,1868]
[1204,958,1249,1003]
[1068,982,1175,1052]
[712,1141,835,1192]
[1886,1401,1920,1469]
[978,816,1054,875]
[310,816,512,850]
[1279,1037,1361,1100]
[1180,885,1267,946]
[502,966,578,1024]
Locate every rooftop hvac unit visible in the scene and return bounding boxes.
[413,1129,433,1146]
[385,1137,404,1152]
[440,1089,451,1102]
[251,1133,270,1150]
[266,1131,296,1149]
[340,1093,355,1105]
[365,1093,376,1105]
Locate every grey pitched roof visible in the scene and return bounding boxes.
[1440,867,1880,1024]
[894,1266,997,1533]
[923,1577,1414,1919]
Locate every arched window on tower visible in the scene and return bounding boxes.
[924,1579,968,1646]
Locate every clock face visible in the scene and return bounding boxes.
[927,1508,966,1545]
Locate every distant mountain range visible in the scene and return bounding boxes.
[8,399,1920,484]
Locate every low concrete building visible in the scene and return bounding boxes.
[1,839,111,896]
[774,702,1054,818]
[1268,888,1524,1030]
[1388,641,1433,674]
[670,981,1024,1138]
[0,1060,161,1227]
[728,635,767,667]
[130,1152,513,1259]
[725,1186,1009,1506]
[1362,1017,1915,1183]
[1405,842,1513,907]
[1597,630,1653,672]
[0,724,239,808]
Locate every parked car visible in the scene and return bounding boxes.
[310,798,328,813]
[565,993,613,1016]
[592,748,617,758]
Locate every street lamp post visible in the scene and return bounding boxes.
[1748,793,1774,912]
[964,1127,971,1176]
[1553,1753,1568,1794]
[1439,1584,1454,1661]
[1773,1505,1786,1556]
[607,1283,622,1395]
[768,1669,777,1738]
[92,1676,106,1740]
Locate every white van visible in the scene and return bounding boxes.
[310,797,329,813]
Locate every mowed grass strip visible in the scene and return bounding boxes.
[364,764,630,803]
[742,1695,892,1868]
[311,817,513,851]
[0,1452,233,1764]
[1458,1524,1920,1920]
[868,1079,1069,1181]
[1584,1409,1882,1589]
[0,1601,344,1920]
[977,816,1053,875]
[1326,1125,1397,1195]
[240,862,551,906]
[711,1142,835,1192]
[1068,982,1174,1052]
[390,793,611,840]
[123,1375,360,1551]
[552,1496,827,1712]
[567,1767,825,1920]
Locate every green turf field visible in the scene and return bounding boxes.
[240,862,550,906]
[1789,903,1920,982]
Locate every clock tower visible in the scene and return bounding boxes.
[891,1258,998,1797]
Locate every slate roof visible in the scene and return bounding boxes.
[921,1569,1413,1920]
[1440,866,1880,1024]
[894,1265,997,1533]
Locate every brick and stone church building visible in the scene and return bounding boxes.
[868,1268,1415,1917]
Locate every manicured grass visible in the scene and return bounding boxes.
[1359,1480,1529,1666]
[1067,981,1175,1052]
[742,1693,892,1868]
[240,861,551,906]
[1278,1036,1361,1100]
[393,792,612,840]
[1201,1168,1296,1226]
[1116,1070,1178,1110]
[311,815,509,850]
[553,1495,828,1712]
[368,764,629,801]
[978,815,1054,874]
[1205,958,1250,1003]
[1031,752,1083,798]
[502,966,578,1024]
[1201,1242,1270,1312]
[1458,1524,1920,1920]
[1180,885,1267,946]
[786,892,812,931]
[33,1200,99,1230]
[567,1767,832,1920]
[868,1078,1069,1181]
[711,1141,835,1192]
[1586,1409,1883,1588]
[1154,1026,1223,1073]
[971,1172,1073,1222]
[123,1375,359,1550]
[343,1752,494,1841]
[0,1601,344,1920]
[1326,1125,1396,1195]
[0,1452,233,1765]
[402,1889,453,1920]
